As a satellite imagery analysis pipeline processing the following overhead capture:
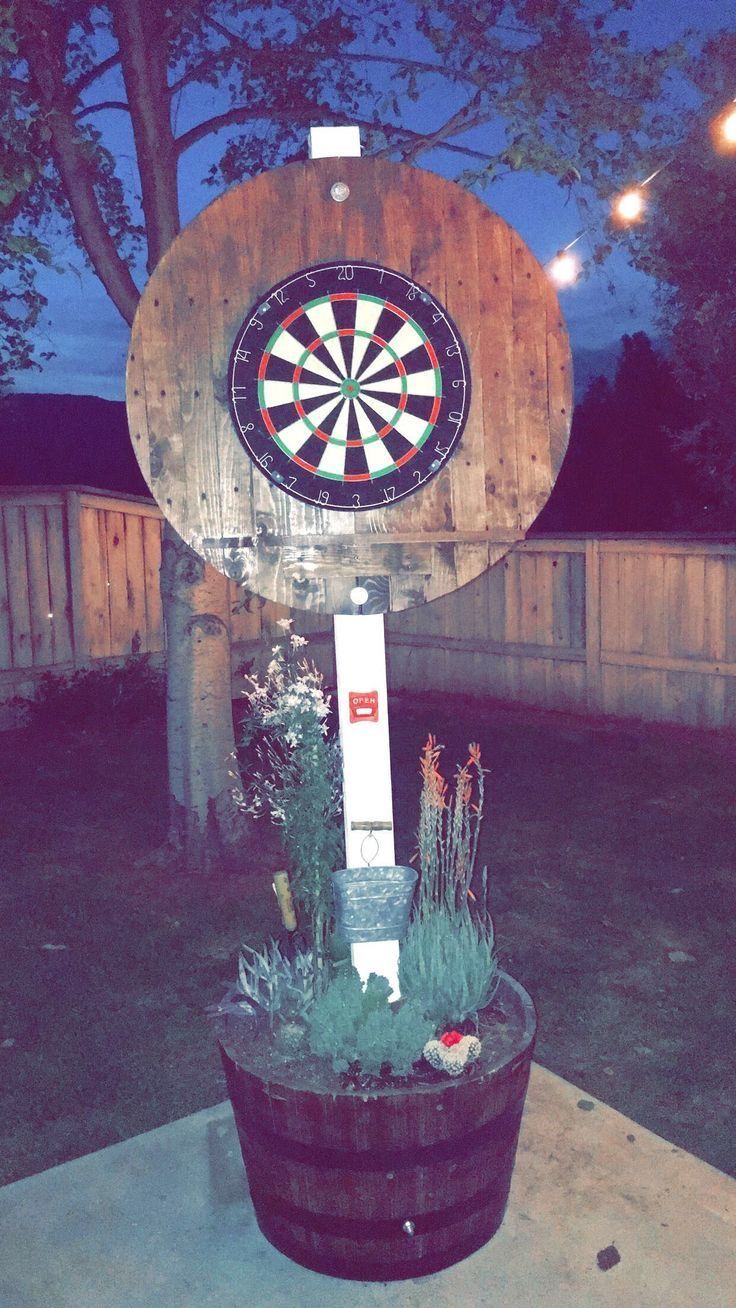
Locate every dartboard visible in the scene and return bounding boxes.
[227,261,471,510]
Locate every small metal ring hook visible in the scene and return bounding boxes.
[360,827,380,866]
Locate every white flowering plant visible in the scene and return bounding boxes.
[236,621,343,958]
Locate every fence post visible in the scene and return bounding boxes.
[64,490,88,667]
[585,537,603,712]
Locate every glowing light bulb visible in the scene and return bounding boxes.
[548,251,579,288]
[350,585,369,607]
[614,188,645,223]
[721,106,736,146]
[709,102,736,154]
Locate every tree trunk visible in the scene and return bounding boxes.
[110,2,246,871]
[18,3,253,876]
[160,523,248,874]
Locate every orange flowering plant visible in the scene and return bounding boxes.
[414,735,490,923]
[399,736,499,1029]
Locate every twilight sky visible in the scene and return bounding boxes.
[10,0,733,401]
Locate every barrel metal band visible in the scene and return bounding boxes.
[259,1213,504,1281]
[251,1170,512,1240]
[237,1099,525,1171]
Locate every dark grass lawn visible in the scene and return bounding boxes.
[1,692,735,1186]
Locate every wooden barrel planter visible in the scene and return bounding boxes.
[218,972,536,1281]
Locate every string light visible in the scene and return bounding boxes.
[546,224,587,288]
[546,98,734,288]
[613,187,645,223]
[611,164,668,226]
[710,100,736,153]
[548,248,581,288]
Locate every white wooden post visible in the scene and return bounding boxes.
[333,605,400,997]
[309,126,401,997]
[333,610,396,868]
[308,125,361,158]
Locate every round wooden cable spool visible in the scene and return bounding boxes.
[126,156,572,615]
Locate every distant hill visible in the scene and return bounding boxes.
[0,392,148,497]
[0,339,661,503]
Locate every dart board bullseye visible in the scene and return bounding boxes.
[228,262,471,511]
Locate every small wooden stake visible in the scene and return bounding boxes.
[273,872,297,933]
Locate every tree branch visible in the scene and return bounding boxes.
[74,100,129,120]
[174,103,321,156]
[171,14,477,99]
[393,92,486,164]
[175,104,496,167]
[69,50,122,97]
[14,1,141,327]
[112,0,180,269]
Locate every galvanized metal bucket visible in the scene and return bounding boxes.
[332,865,418,943]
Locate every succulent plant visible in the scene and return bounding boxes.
[236,939,319,1030]
[307,968,434,1078]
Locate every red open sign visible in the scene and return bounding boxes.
[349,691,379,724]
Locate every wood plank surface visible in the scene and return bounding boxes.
[725,556,736,665]
[550,553,571,648]
[3,505,33,668]
[533,552,555,648]
[122,512,148,655]
[141,515,164,650]
[544,275,574,477]
[0,505,12,670]
[44,505,73,665]
[517,551,540,646]
[703,554,727,662]
[568,551,586,650]
[78,491,161,517]
[503,551,523,645]
[679,554,707,659]
[105,511,130,656]
[24,505,54,665]
[599,548,620,652]
[79,507,111,658]
[511,240,553,527]
[584,539,603,710]
[64,491,88,664]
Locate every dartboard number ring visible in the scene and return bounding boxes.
[227,261,471,511]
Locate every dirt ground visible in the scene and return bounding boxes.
[1,693,734,1186]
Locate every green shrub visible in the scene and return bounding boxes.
[401,737,499,1028]
[28,657,164,729]
[307,969,434,1078]
[399,904,499,1027]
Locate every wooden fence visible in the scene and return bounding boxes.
[2,487,736,728]
[385,537,736,728]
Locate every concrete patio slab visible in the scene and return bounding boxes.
[1,1062,734,1308]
